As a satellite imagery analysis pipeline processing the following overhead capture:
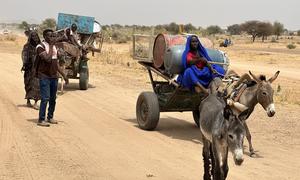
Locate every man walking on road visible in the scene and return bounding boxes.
[35,29,69,127]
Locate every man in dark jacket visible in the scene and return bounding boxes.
[35,29,69,127]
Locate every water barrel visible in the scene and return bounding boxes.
[153,34,186,69]
[164,45,185,75]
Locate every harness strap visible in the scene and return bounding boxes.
[234,83,247,102]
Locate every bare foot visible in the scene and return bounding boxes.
[195,86,208,94]
[26,100,32,107]
[32,103,39,110]
[195,86,202,93]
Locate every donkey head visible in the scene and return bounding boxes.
[249,71,280,117]
[224,107,248,165]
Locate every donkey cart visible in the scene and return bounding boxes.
[133,34,230,130]
[55,13,104,91]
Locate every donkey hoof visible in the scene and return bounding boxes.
[250,151,255,157]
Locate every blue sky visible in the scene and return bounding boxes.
[0,0,299,30]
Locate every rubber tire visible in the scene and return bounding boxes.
[79,69,89,90]
[193,109,200,128]
[136,92,160,130]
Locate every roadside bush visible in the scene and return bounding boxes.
[287,44,296,49]
[111,31,131,44]
[116,36,128,44]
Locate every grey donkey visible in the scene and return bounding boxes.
[199,91,248,180]
[228,71,280,156]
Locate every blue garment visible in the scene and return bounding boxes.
[39,78,58,122]
[224,39,229,46]
[177,36,225,90]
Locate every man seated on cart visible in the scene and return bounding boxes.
[65,23,91,60]
[64,23,82,48]
[177,35,225,94]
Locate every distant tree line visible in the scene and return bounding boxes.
[227,20,285,42]
[18,19,297,43]
[19,18,56,35]
[103,21,291,42]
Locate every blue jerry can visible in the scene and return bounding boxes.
[57,13,95,34]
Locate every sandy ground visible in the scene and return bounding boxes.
[0,41,300,180]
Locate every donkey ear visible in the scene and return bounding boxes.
[268,71,280,83]
[249,71,261,83]
[238,109,249,121]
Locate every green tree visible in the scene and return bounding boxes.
[184,23,196,33]
[206,25,223,35]
[241,20,260,42]
[298,30,300,36]
[257,22,273,42]
[166,22,179,34]
[227,24,241,35]
[155,25,167,34]
[39,18,56,32]
[19,21,29,30]
[273,21,284,40]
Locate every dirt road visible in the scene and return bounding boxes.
[0,50,299,180]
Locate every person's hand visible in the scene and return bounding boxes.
[227,99,234,106]
[212,68,218,74]
[200,59,207,65]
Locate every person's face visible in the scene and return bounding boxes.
[45,32,54,44]
[71,26,77,32]
[190,36,199,50]
[31,33,39,44]
[25,31,30,37]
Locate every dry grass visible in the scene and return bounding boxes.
[0,34,25,54]
[275,88,299,105]
[0,34,17,41]
[91,43,142,69]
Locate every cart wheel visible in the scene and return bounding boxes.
[79,69,89,90]
[136,92,160,130]
[192,109,200,128]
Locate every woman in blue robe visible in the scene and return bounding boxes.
[177,35,225,93]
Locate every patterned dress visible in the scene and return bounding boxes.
[22,38,40,101]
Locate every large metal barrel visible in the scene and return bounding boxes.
[164,47,229,75]
[164,45,185,75]
[153,34,186,69]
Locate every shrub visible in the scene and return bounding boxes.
[111,31,130,44]
[287,44,296,49]
[117,37,128,44]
